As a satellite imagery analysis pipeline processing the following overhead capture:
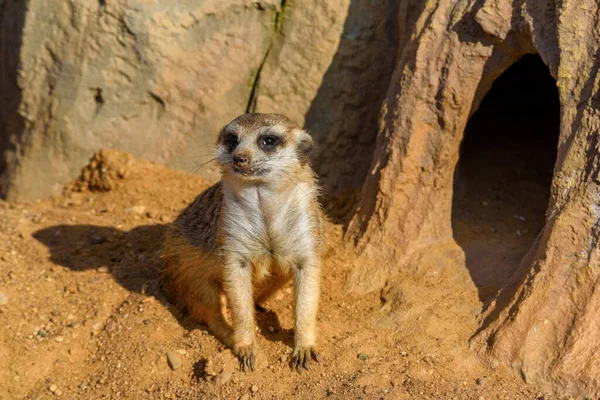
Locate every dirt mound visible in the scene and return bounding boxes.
[67,150,135,193]
[0,150,556,399]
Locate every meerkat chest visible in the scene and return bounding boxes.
[222,185,315,262]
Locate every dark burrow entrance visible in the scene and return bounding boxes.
[452,54,560,305]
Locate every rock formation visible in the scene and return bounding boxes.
[345,0,599,397]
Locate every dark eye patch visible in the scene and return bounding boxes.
[258,134,282,151]
[224,132,239,152]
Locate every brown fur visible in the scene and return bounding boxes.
[161,113,325,371]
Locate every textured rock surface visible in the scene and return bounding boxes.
[345,0,599,397]
[0,0,282,200]
[0,0,397,203]
[252,0,398,201]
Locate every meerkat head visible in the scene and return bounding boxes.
[215,113,314,183]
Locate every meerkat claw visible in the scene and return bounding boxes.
[235,345,256,372]
[292,347,319,373]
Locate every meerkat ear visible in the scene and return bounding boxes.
[296,130,314,164]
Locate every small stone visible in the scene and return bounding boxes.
[160,215,170,222]
[251,385,259,393]
[65,283,78,294]
[49,384,58,392]
[0,290,8,306]
[125,205,146,215]
[104,320,116,332]
[363,386,372,395]
[476,376,487,385]
[55,336,64,342]
[213,370,232,386]
[268,326,275,333]
[54,389,63,396]
[97,266,110,273]
[89,234,106,245]
[166,351,182,370]
[38,330,47,338]
[358,353,368,361]
[240,395,250,400]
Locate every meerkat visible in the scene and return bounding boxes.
[161,113,324,372]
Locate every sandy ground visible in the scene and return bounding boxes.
[0,148,558,400]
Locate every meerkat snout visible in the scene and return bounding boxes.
[232,153,249,167]
[161,113,324,373]
[216,113,314,182]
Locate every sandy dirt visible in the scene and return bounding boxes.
[0,148,559,400]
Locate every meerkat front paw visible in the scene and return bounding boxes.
[291,345,319,373]
[234,343,256,372]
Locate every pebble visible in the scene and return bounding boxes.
[0,290,8,306]
[268,326,275,333]
[104,320,117,333]
[476,376,487,385]
[357,353,368,361]
[38,330,47,338]
[213,370,232,386]
[97,266,110,273]
[49,384,58,393]
[239,395,250,400]
[166,351,182,370]
[65,283,78,294]
[251,385,259,393]
[89,234,106,245]
[55,336,64,342]
[125,205,146,215]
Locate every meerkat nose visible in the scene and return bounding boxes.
[233,154,250,167]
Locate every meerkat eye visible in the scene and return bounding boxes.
[225,133,239,152]
[259,135,281,149]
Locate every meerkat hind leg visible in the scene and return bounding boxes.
[187,285,234,349]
